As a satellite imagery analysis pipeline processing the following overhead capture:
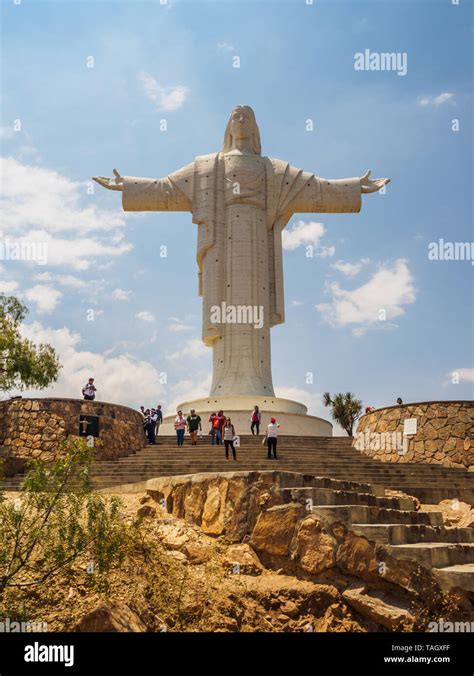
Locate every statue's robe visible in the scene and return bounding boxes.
[121,152,361,396]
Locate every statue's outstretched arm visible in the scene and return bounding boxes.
[288,168,390,215]
[93,162,194,212]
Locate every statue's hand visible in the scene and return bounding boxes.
[360,169,390,194]
[92,169,124,191]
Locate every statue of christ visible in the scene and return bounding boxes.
[94,105,389,398]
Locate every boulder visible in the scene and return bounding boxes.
[201,483,227,535]
[222,543,264,576]
[342,586,415,631]
[74,600,146,632]
[250,503,305,557]
[137,504,156,518]
[336,533,379,581]
[293,517,337,574]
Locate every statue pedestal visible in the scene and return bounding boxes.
[160,395,332,437]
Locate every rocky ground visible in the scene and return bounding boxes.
[1,491,381,633]
[2,487,473,633]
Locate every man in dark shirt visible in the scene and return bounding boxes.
[155,404,163,437]
[186,409,202,445]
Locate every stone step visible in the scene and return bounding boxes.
[87,464,474,480]
[309,505,444,527]
[88,468,472,483]
[95,455,468,470]
[432,564,474,592]
[276,475,385,496]
[281,487,416,510]
[350,523,474,545]
[386,542,474,568]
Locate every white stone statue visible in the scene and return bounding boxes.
[94,105,389,430]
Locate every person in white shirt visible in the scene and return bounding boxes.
[82,378,97,400]
[265,417,280,460]
[223,417,237,461]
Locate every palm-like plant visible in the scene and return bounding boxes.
[323,392,362,436]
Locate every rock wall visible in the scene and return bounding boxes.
[0,398,146,473]
[353,401,474,470]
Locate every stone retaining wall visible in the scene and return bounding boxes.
[0,398,146,475]
[354,401,474,470]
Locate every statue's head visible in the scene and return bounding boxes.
[222,105,261,155]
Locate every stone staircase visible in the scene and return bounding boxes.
[273,473,474,593]
[2,435,474,505]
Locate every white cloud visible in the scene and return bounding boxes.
[291,300,303,306]
[112,288,132,301]
[15,322,211,413]
[139,72,188,112]
[168,317,194,332]
[55,275,88,288]
[316,259,416,335]
[33,272,87,289]
[450,368,474,383]
[167,337,208,363]
[1,157,126,235]
[20,229,131,270]
[0,157,132,271]
[167,375,212,413]
[25,284,62,314]
[135,310,155,322]
[282,220,325,251]
[419,92,455,107]
[332,257,370,277]
[17,321,166,408]
[318,246,335,258]
[0,279,19,294]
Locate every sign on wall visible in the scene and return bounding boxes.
[403,418,418,436]
[79,415,100,438]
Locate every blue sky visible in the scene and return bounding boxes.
[1,0,472,422]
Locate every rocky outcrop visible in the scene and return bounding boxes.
[145,470,474,605]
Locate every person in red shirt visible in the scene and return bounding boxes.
[209,412,220,446]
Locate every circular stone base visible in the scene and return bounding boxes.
[160,395,332,437]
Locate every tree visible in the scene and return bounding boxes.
[323,391,362,436]
[0,438,131,595]
[0,294,60,392]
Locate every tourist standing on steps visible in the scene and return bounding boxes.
[146,409,158,445]
[223,417,237,461]
[250,405,261,435]
[174,410,187,446]
[82,378,97,400]
[209,411,224,445]
[155,405,163,436]
[264,417,280,460]
[186,409,202,445]
[217,410,226,445]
